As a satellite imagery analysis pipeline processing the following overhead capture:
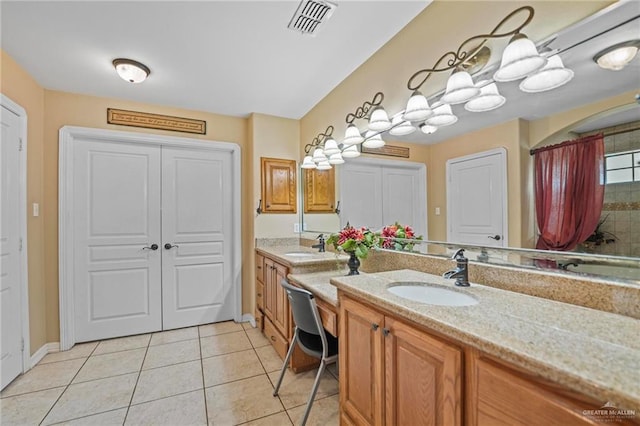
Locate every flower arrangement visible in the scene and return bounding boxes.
[379,222,423,251]
[326,223,377,259]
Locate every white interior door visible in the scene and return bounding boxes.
[340,163,383,229]
[447,148,507,247]
[1,105,24,388]
[161,148,234,329]
[382,165,427,239]
[73,140,163,342]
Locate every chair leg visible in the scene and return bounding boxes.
[299,359,326,426]
[273,333,297,397]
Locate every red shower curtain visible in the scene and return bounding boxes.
[534,134,605,251]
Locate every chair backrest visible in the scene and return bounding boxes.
[280,279,322,336]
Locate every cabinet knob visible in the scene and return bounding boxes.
[257,266,262,269]
[270,336,276,342]
[371,323,379,331]
[383,328,390,336]
[257,293,262,297]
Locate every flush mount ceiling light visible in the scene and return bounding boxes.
[593,40,640,71]
[519,54,574,93]
[420,124,438,134]
[113,58,150,83]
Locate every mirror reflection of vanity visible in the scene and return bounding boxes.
[299,1,640,283]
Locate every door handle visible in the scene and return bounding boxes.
[143,244,159,251]
[164,243,179,249]
[488,235,501,241]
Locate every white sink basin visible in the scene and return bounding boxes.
[284,252,315,257]
[388,283,478,307]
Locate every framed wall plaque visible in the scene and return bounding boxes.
[107,108,206,134]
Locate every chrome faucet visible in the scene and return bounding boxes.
[443,248,470,287]
[311,234,325,252]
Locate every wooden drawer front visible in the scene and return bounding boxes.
[254,308,264,331]
[264,316,288,360]
[317,298,338,337]
[256,281,264,310]
[255,254,264,283]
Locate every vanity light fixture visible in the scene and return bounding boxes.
[519,54,574,93]
[367,106,392,131]
[312,147,327,163]
[341,145,361,158]
[322,138,341,155]
[362,130,386,149]
[343,124,364,145]
[113,58,150,83]
[301,155,317,169]
[402,90,433,122]
[425,103,458,127]
[316,160,332,170]
[593,40,640,71]
[465,81,506,112]
[441,68,480,104]
[328,152,345,164]
[493,33,547,82]
[389,115,416,136]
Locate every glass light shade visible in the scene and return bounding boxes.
[328,153,345,165]
[363,131,385,149]
[301,155,317,169]
[368,106,392,132]
[519,55,574,93]
[402,90,433,122]
[341,144,361,158]
[493,34,547,82]
[312,148,327,163]
[425,104,458,127]
[595,43,639,71]
[441,70,480,104]
[343,124,364,145]
[316,160,332,170]
[419,124,438,135]
[389,115,416,136]
[113,59,150,83]
[323,138,340,156]
[464,82,506,112]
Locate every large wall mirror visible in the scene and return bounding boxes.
[300,2,640,283]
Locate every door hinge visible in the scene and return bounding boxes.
[19,138,23,151]
[21,338,24,352]
[19,238,23,252]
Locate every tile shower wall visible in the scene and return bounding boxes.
[580,124,640,257]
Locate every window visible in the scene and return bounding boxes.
[605,149,640,184]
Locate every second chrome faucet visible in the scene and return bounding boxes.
[442,248,470,287]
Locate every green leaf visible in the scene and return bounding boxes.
[355,245,368,259]
[341,239,356,252]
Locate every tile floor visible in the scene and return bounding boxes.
[0,322,339,425]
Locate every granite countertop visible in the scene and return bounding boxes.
[256,245,348,268]
[287,270,351,307]
[330,269,640,411]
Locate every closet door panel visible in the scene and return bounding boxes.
[161,148,234,329]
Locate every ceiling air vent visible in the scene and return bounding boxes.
[287,0,337,36]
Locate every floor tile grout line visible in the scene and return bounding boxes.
[197,326,210,424]
[122,334,152,425]
[37,346,97,426]
[46,407,127,426]
[128,387,205,409]
[235,409,291,426]
[202,371,268,391]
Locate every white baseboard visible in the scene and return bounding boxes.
[30,342,60,368]
[241,313,256,328]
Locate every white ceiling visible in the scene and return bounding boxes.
[0,0,429,119]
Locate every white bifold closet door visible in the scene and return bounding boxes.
[73,141,232,343]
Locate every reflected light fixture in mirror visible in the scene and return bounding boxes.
[493,33,547,82]
[328,152,345,164]
[389,115,416,136]
[113,58,150,83]
[341,144,361,158]
[363,130,385,148]
[441,69,480,104]
[594,40,640,71]
[464,81,506,112]
[520,55,574,93]
[425,103,458,126]
[420,123,438,134]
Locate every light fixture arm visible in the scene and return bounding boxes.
[345,92,385,124]
[407,6,535,90]
[304,125,335,154]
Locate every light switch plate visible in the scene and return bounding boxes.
[33,203,40,217]
[435,207,441,216]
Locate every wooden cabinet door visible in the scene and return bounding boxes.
[263,258,275,321]
[261,157,297,213]
[384,317,462,426]
[273,262,290,339]
[467,353,610,426]
[304,168,335,213]
[340,297,385,426]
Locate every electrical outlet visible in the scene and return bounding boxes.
[294,223,300,233]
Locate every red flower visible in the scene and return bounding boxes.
[380,225,398,248]
[404,225,415,239]
[337,226,364,245]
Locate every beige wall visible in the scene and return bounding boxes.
[1,50,48,353]
[250,113,301,239]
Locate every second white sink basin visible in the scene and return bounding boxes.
[388,283,478,307]
[284,252,315,257]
